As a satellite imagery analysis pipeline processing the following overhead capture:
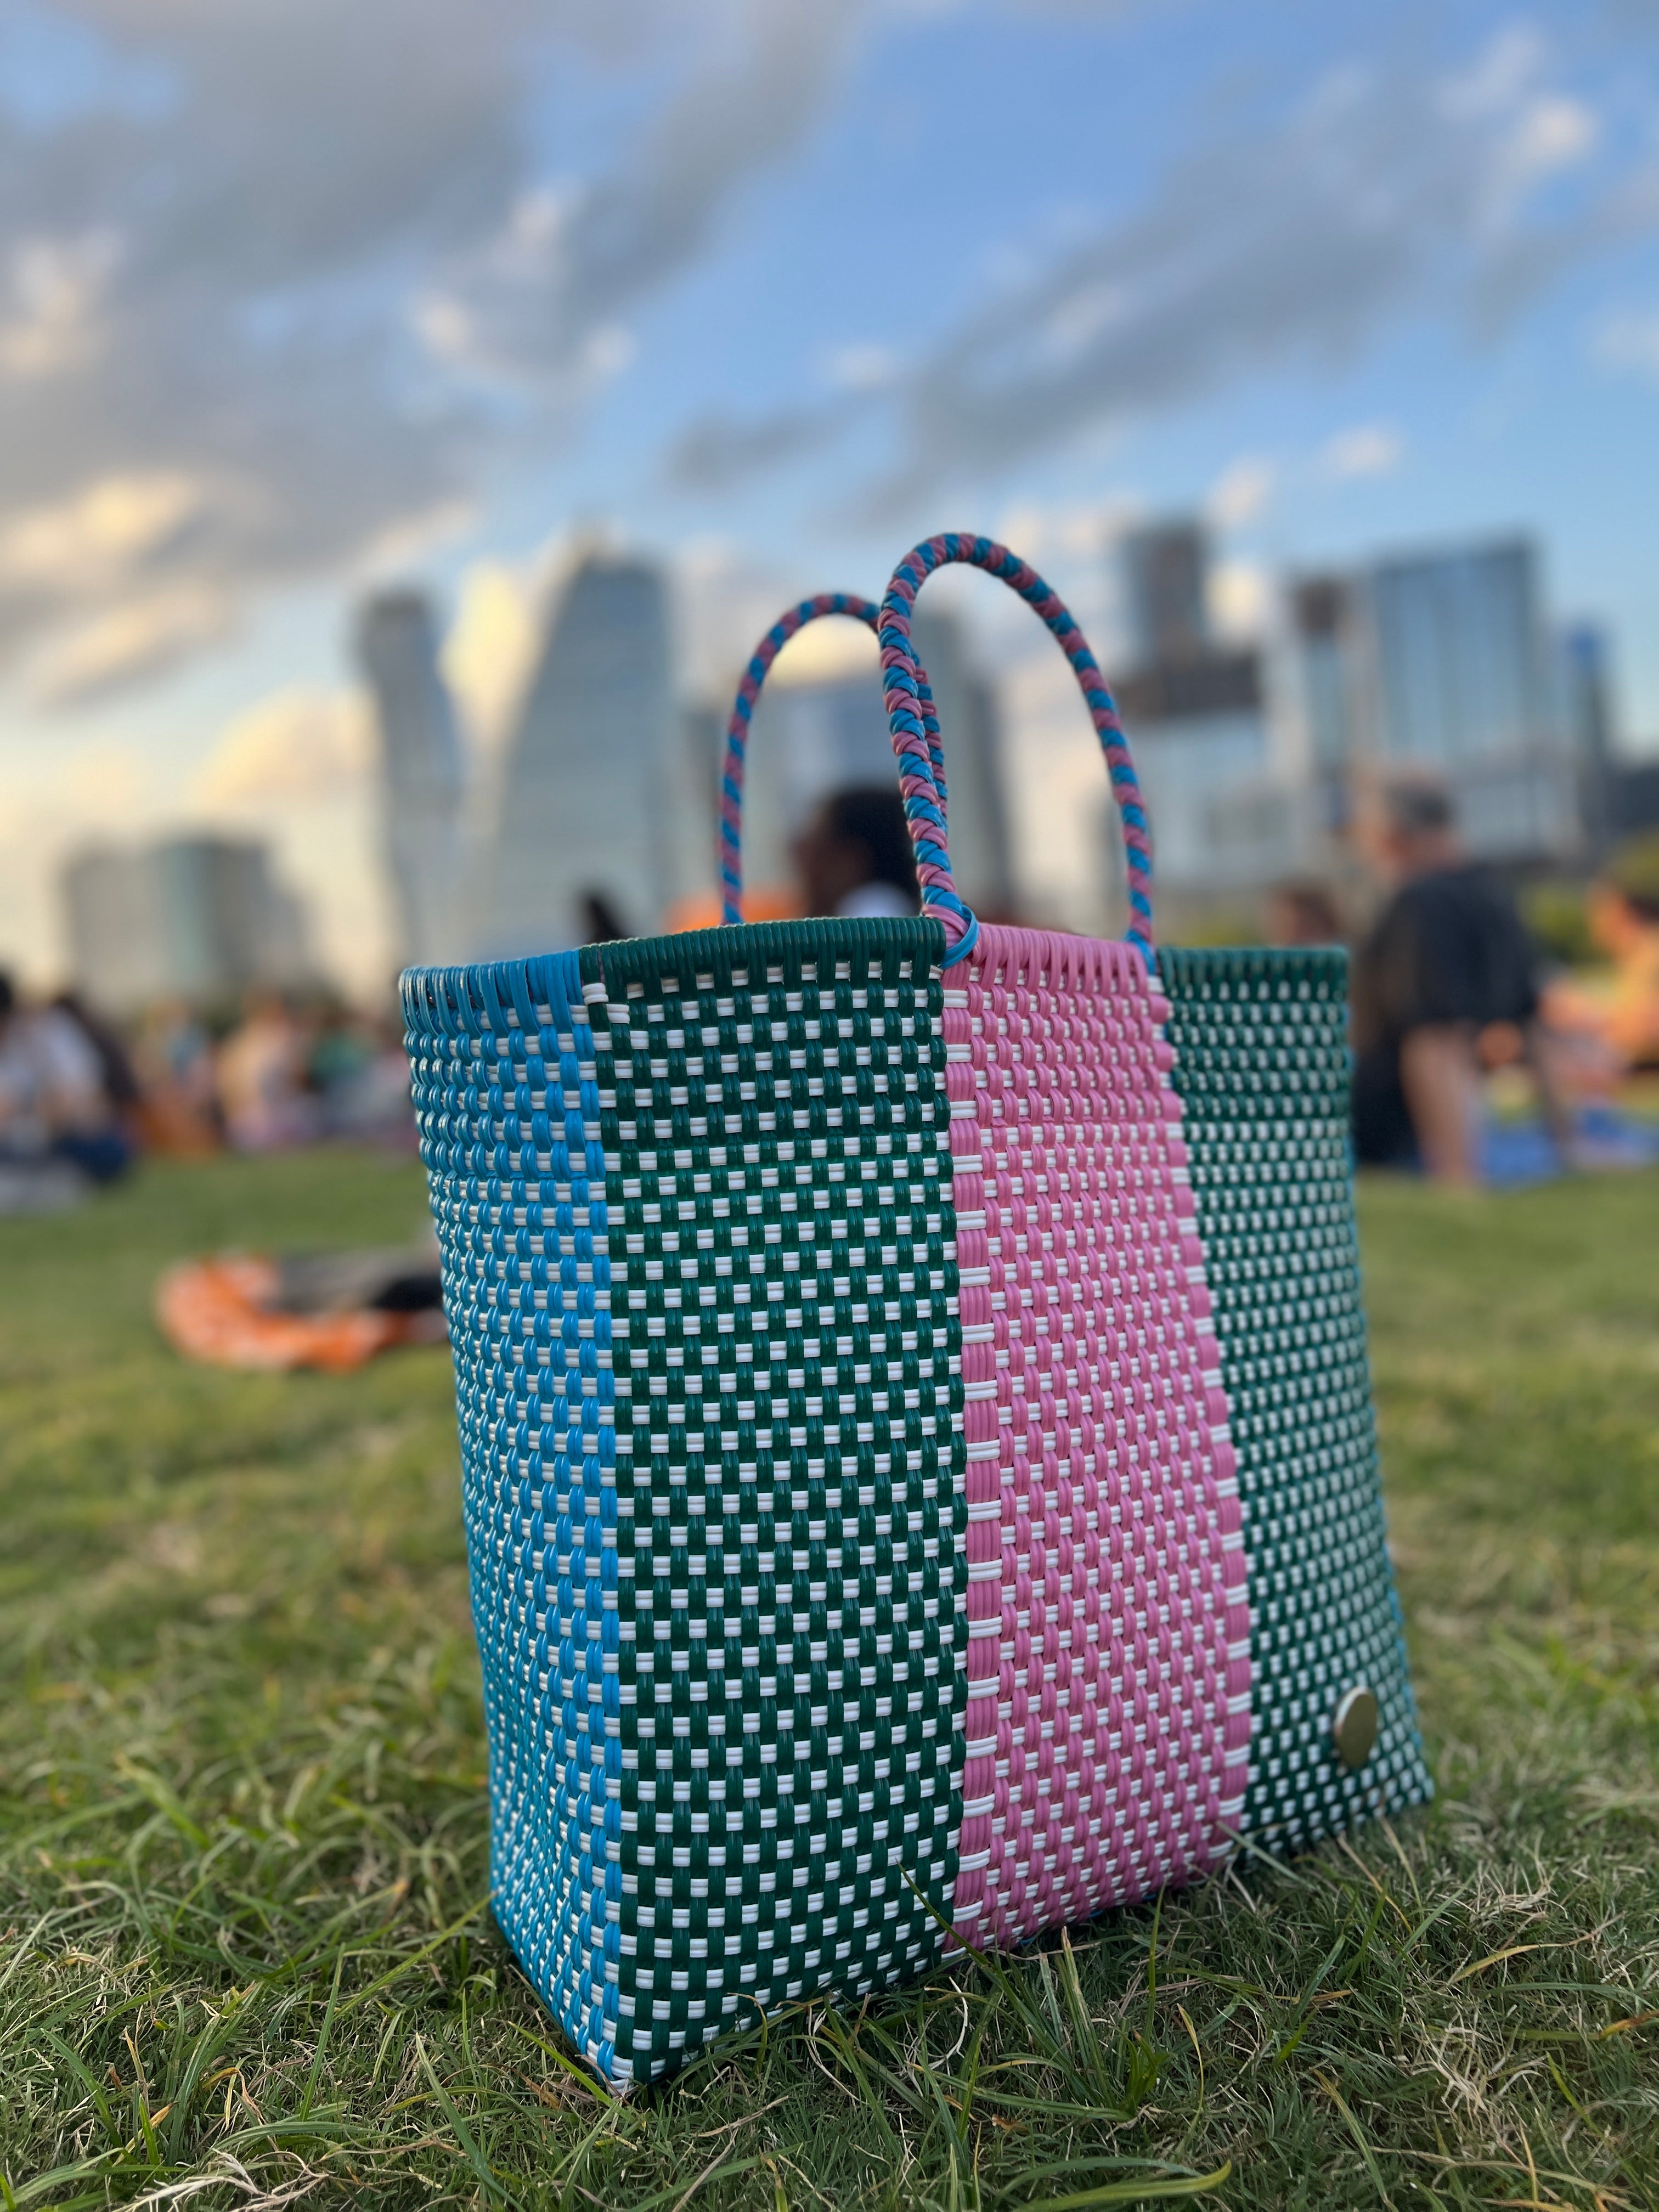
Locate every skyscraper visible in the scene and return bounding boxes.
[60,836,312,1009]
[1554,623,1616,856]
[1288,539,1581,863]
[661,698,723,921]
[357,591,467,968]
[1367,541,1538,767]
[1109,521,1292,897]
[910,609,1015,916]
[1288,575,1363,835]
[1120,522,1208,667]
[59,847,169,1009]
[478,550,674,955]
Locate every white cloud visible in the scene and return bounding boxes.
[1443,27,1599,223]
[1320,421,1406,479]
[408,5,860,397]
[192,687,374,810]
[0,229,120,377]
[0,0,864,700]
[22,584,235,703]
[1205,454,1276,531]
[826,342,901,393]
[354,499,480,585]
[1207,557,1271,641]
[995,495,1141,567]
[769,616,879,687]
[0,471,209,591]
[1508,94,1600,181]
[680,25,1638,511]
[1595,309,1659,382]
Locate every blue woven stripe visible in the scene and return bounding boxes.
[403,947,625,2078]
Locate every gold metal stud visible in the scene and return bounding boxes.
[1333,1685,1379,1770]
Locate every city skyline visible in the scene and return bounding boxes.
[45,505,1634,1007]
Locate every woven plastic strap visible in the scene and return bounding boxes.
[941,927,1251,1949]
[879,533,1154,964]
[718,592,949,926]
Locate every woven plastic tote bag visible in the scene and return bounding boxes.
[400,531,1428,2086]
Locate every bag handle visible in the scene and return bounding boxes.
[879,532,1154,965]
[717,592,949,926]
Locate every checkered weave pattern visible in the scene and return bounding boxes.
[403,950,618,2066]
[944,927,1251,1950]
[405,918,970,2084]
[1158,947,1432,1850]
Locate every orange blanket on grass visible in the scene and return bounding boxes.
[155,1255,446,1373]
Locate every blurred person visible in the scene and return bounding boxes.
[133,1000,221,1155]
[581,891,630,943]
[0,970,132,1188]
[1585,834,1659,1070]
[1350,776,1568,1185]
[306,998,375,1126]
[1536,832,1659,1095]
[1266,879,1346,949]
[52,990,143,1137]
[311,1002,417,1147]
[792,786,919,920]
[216,991,317,1153]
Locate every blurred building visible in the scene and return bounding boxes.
[738,608,1013,913]
[1109,521,1297,898]
[1120,521,1209,665]
[1604,760,1659,843]
[357,590,466,968]
[61,835,312,1011]
[912,610,1015,916]
[477,549,674,954]
[1288,539,1583,864]
[659,698,723,922]
[58,847,168,1008]
[1549,623,1655,859]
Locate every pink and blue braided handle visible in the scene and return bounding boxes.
[716,534,1154,963]
[718,593,950,921]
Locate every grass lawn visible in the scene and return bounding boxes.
[2,1149,1657,2210]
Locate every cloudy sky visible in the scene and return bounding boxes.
[3,0,1659,986]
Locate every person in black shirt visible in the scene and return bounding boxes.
[1351,777,1566,1184]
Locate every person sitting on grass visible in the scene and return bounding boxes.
[1588,833,1659,1073]
[1350,776,1571,1186]
[0,969,134,1190]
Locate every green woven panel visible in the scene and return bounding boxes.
[1158,946,1431,1852]
[580,919,967,2079]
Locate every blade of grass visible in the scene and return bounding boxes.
[331,1891,488,2017]
[416,2034,522,2210]
[1018,2160,1233,2209]
[1314,2068,1395,2211]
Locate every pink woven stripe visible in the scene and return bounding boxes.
[944,926,1251,1950]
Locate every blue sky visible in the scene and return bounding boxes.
[2,0,1658,983]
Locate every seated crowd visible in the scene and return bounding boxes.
[4,785,1657,1206]
[0,977,413,1210]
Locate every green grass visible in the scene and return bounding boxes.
[2,1150,1657,2210]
